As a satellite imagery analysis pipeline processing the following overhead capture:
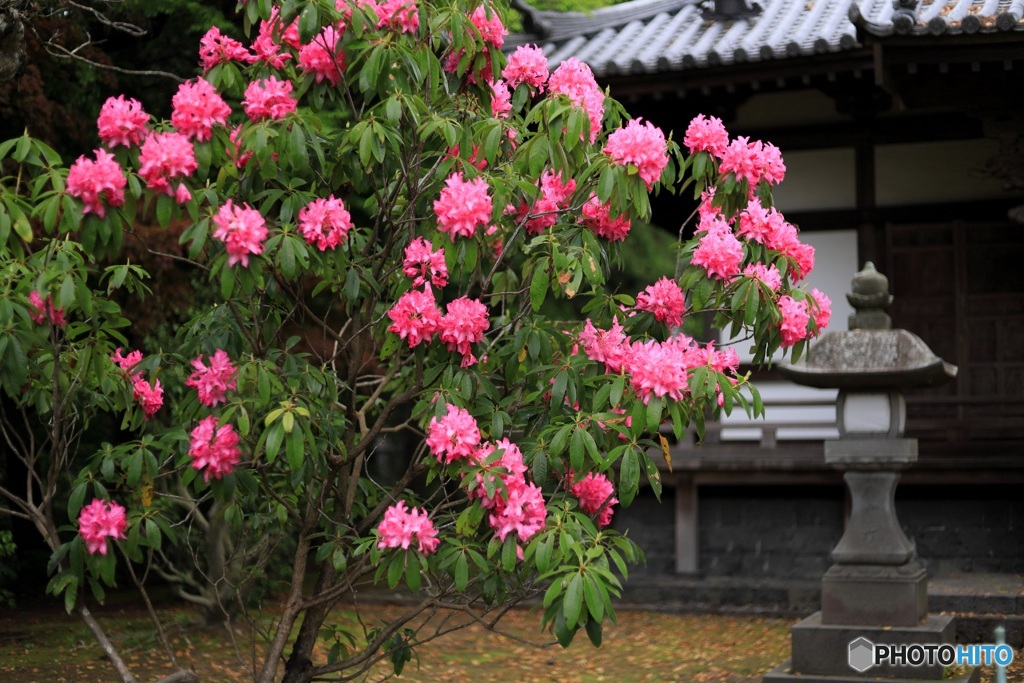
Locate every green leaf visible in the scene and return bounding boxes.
[584,574,604,622]
[569,427,585,472]
[645,395,663,433]
[619,448,640,506]
[405,557,421,592]
[298,2,320,43]
[584,617,603,646]
[563,574,583,629]
[454,552,469,591]
[530,263,549,312]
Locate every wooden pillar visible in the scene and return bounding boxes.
[674,473,700,574]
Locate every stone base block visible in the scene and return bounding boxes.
[763,659,980,683]
[789,611,956,679]
[821,563,928,626]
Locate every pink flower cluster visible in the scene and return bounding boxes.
[243,76,297,122]
[198,26,256,72]
[581,194,631,242]
[27,291,66,326]
[78,499,127,555]
[377,501,439,554]
[137,131,197,200]
[503,44,549,91]
[297,196,353,251]
[402,237,448,289]
[212,200,268,267]
[579,321,739,406]
[571,472,617,528]
[439,296,490,367]
[743,262,782,291]
[471,439,546,548]
[426,404,481,463]
[434,172,493,240]
[67,149,126,218]
[548,58,604,143]
[370,0,420,33]
[511,170,576,234]
[490,79,512,119]
[718,137,786,187]
[171,78,231,142]
[111,348,164,418]
[188,416,241,481]
[97,96,149,148]
[778,295,811,347]
[387,290,442,348]
[185,350,237,407]
[470,5,506,48]
[604,118,669,188]
[636,277,685,327]
[692,213,745,281]
[808,288,832,333]
[252,9,300,69]
[299,26,346,86]
[683,114,729,158]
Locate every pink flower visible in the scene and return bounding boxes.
[111,348,163,419]
[692,223,744,281]
[503,44,548,91]
[488,478,546,544]
[719,137,784,186]
[242,76,298,122]
[402,237,448,289]
[439,297,489,366]
[188,416,241,482]
[252,9,299,68]
[212,200,268,267]
[434,172,492,240]
[778,295,810,347]
[377,501,439,554]
[97,96,149,148]
[198,26,255,72]
[760,142,786,185]
[470,5,506,48]
[375,0,419,32]
[581,194,631,242]
[783,241,815,281]
[622,338,691,404]
[137,131,197,196]
[490,79,512,119]
[185,350,237,407]
[571,472,617,528]
[297,196,353,251]
[228,125,253,169]
[387,289,443,347]
[636,277,685,327]
[67,149,126,218]
[111,348,143,374]
[742,262,782,291]
[578,318,629,374]
[78,499,127,555]
[513,170,576,234]
[132,377,164,418]
[548,58,604,142]
[808,288,832,336]
[470,438,529,506]
[604,118,669,188]
[299,26,346,86]
[426,404,481,464]
[27,291,66,326]
[737,201,786,246]
[171,78,231,142]
[683,114,729,158]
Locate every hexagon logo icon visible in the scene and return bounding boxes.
[848,637,875,673]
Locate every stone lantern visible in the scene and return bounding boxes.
[764,263,974,683]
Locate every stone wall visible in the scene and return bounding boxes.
[615,483,1024,581]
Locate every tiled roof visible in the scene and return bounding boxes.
[508,0,1024,78]
[852,0,1024,36]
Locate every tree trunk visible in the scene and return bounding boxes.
[281,560,337,683]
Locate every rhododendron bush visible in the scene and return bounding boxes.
[0,1,828,681]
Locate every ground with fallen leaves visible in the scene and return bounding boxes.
[0,598,1019,682]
